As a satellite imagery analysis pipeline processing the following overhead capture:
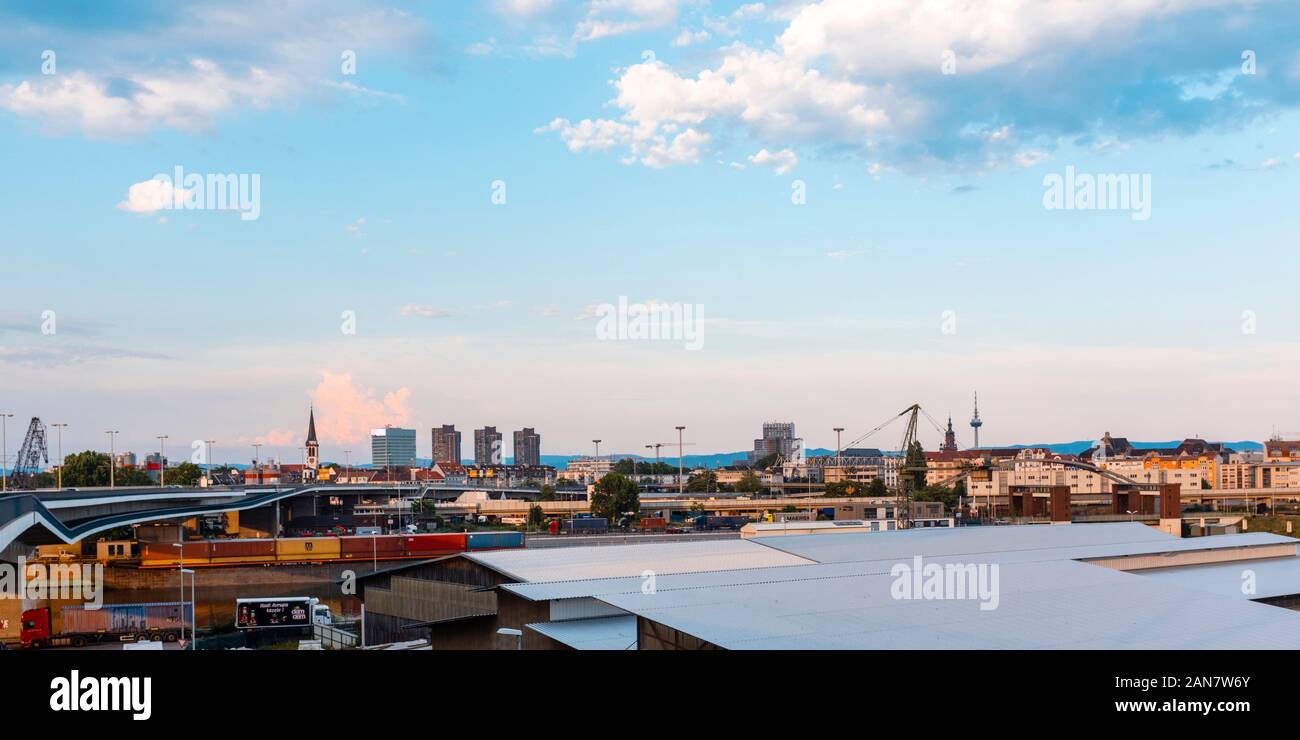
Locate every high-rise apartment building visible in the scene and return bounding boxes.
[432,424,462,464]
[513,427,541,466]
[474,426,504,465]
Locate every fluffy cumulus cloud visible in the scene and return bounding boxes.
[540,0,1300,171]
[310,370,412,444]
[748,147,798,174]
[117,177,187,214]
[0,2,431,137]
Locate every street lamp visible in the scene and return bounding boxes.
[157,435,168,487]
[1,412,13,492]
[105,430,120,488]
[204,440,216,485]
[180,568,196,650]
[592,439,601,486]
[676,426,686,496]
[834,427,844,468]
[51,423,67,490]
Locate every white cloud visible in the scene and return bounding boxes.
[1,63,289,137]
[117,178,188,214]
[574,0,683,41]
[672,29,710,47]
[748,147,798,174]
[0,4,429,137]
[400,304,456,318]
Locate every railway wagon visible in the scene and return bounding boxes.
[136,531,524,568]
[275,536,341,562]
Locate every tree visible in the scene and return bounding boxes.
[164,462,204,486]
[115,467,155,487]
[538,484,556,501]
[914,484,959,512]
[903,441,927,492]
[734,471,763,494]
[685,470,718,493]
[590,472,640,524]
[865,478,889,497]
[527,504,545,530]
[825,480,865,497]
[60,450,112,487]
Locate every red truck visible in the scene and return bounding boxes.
[20,602,188,649]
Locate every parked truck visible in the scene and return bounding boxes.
[20,602,188,649]
[693,515,751,531]
[561,517,609,534]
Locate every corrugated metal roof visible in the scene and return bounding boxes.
[597,558,1300,649]
[754,523,1296,564]
[525,616,638,650]
[1136,556,1300,600]
[500,526,1297,602]
[464,538,814,582]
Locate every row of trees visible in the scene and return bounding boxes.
[27,450,206,488]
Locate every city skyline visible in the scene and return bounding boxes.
[3,1,1300,462]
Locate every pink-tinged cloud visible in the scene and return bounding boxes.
[252,428,297,446]
[311,370,412,444]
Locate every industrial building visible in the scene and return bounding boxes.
[357,521,1300,650]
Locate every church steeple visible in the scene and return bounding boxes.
[305,406,319,472]
[941,415,958,452]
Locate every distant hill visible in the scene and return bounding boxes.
[318,439,1265,471]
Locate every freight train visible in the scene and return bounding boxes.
[137,531,525,568]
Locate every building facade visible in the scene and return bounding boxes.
[432,425,462,464]
[371,426,417,468]
[475,426,504,466]
[513,428,541,466]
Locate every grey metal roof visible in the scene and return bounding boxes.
[1136,556,1300,600]
[754,523,1297,564]
[597,558,1300,649]
[499,526,1297,602]
[464,538,814,582]
[525,616,638,650]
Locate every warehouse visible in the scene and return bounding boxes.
[358,522,1300,649]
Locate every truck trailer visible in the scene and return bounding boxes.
[20,602,189,649]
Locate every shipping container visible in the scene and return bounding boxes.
[139,541,212,568]
[562,518,608,534]
[693,515,750,531]
[466,531,524,550]
[208,539,277,564]
[274,537,340,561]
[406,533,468,555]
[62,602,187,635]
[639,517,667,531]
[340,534,405,558]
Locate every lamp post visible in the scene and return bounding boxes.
[592,439,601,486]
[676,426,686,495]
[833,427,844,468]
[172,541,185,647]
[180,568,196,650]
[157,435,168,487]
[51,423,67,490]
[105,430,120,488]
[204,440,216,485]
[1,412,13,492]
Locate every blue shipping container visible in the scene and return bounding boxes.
[467,531,525,550]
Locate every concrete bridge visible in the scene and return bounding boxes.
[0,482,551,561]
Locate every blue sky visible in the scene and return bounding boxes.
[2,0,1299,465]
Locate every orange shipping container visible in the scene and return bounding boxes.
[274,537,340,560]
